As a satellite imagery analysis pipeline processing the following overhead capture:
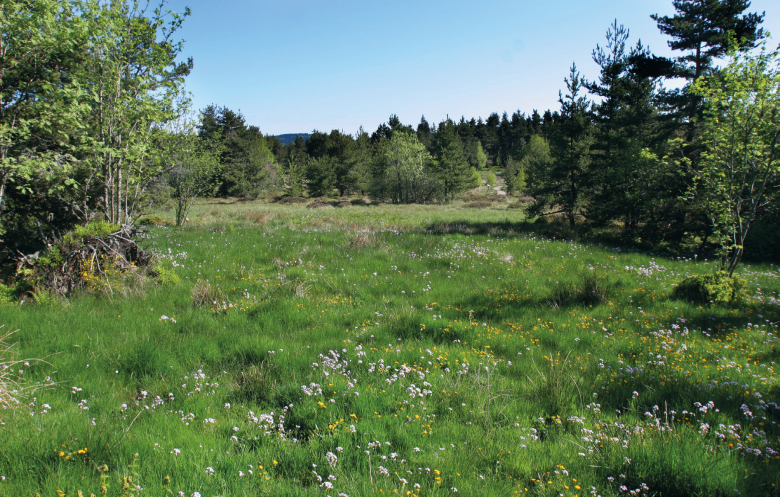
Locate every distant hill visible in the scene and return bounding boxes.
[273,133,311,145]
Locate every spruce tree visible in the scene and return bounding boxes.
[433,120,471,202]
[586,22,664,233]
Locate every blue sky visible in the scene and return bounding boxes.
[162,0,780,136]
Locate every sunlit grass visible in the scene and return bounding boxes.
[0,200,778,496]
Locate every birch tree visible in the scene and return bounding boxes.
[76,0,192,224]
[688,40,780,275]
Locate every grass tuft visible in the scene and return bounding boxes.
[191,279,225,308]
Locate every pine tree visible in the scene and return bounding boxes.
[528,64,594,225]
[649,0,765,122]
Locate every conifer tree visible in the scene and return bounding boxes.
[586,21,664,233]
[649,0,765,123]
[433,120,471,202]
[527,65,594,225]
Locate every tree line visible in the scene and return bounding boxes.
[1,0,779,272]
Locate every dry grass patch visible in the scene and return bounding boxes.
[191,279,226,308]
[432,222,471,235]
[464,200,494,209]
[308,216,344,229]
[345,229,378,249]
[307,202,334,209]
[241,210,276,224]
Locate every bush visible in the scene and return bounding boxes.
[154,266,180,286]
[0,283,16,306]
[470,168,482,188]
[486,170,497,187]
[671,271,747,305]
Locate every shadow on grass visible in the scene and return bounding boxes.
[421,219,724,260]
[423,219,581,241]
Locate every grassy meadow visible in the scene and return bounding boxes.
[1,199,779,496]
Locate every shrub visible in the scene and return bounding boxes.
[470,168,482,188]
[15,224,155,298]
[486,169,497,187]
[671,271,747,305]
[0,283,16,306]
[154,267,180,286]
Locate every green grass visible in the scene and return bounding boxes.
[1,200,778,496]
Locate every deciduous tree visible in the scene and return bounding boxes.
[686,40,780,275]
[78,0,192,224]
[0,0,89,218]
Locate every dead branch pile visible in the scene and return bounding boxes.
[15,224,155,297]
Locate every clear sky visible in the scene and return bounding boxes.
[162,0,780,136]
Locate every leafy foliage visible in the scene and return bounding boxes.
[372,132,438,204]
[672,270,747,304]
[687,40,780,275]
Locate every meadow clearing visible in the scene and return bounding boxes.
[0,199,778,497]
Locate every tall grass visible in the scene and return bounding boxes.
[0,200,778,496]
